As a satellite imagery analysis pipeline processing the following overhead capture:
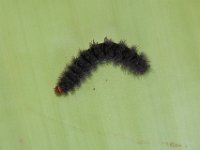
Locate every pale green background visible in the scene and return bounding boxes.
[0,0,200,149]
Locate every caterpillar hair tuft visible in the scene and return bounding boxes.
[55,38,150,95]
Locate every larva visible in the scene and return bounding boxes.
[55,38,150,95]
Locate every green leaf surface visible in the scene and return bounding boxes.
[0,0,200,149]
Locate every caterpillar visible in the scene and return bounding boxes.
[55,38,150,95]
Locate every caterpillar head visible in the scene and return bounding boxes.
[54,85,63,95]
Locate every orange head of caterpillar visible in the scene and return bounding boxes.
[54,85,63,96]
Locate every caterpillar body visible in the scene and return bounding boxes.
[55,38,150,95]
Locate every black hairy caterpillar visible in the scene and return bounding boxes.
[55,38,150,95]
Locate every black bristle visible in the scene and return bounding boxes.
[90,43,105,61]
[55,38,150,95]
